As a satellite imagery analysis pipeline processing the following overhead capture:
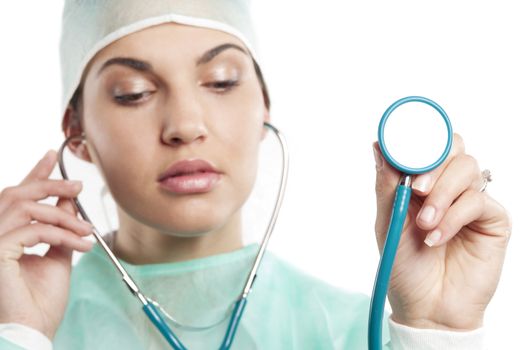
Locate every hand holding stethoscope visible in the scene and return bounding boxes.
[0,151,93,340]
[369,96,512,349]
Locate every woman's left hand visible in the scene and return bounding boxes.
[373,133,512,330]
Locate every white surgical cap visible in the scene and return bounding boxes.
[60,0,259,119]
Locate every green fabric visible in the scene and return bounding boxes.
[0,337,24,350]
[51,243,391,349]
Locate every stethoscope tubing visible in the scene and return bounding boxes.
[368,175,412,350]
[57,121,289,350]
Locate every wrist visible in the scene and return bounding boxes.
[0,323,53,350]
[0,317,53,340]
[388,317,486,350]
[391,313,484,332]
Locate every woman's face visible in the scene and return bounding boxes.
[78,23,268,236]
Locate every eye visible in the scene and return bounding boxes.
[114,91,154,105]
[203,79,239,93]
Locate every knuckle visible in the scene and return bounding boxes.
[41,180,68,197]
[479,190,491,210]
[494,200,513,231]
[460,153,476,168]
[54,207,78,225]
[375,178,396,199]
[16,200,33,214]
[29,222,44,232]
[484,197,513,243]
[33,223,54,240]
[10,201,36,223]
[465,188,484,206]
[438,209,460,237]
[0,187,15,203]
[503,212,513,241]
[57,212,73,226]
[463,154,480,175]
[427,188,449,209]
[42,180,56,193]
[440,218,456,237]
[0,248,13,265]
[44,180,66,196]
[463,187,477,196]
[504,209,513,232]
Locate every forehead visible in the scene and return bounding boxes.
[89,23,248,70]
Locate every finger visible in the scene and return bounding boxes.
[415,153,481,231]
[0,180,83,213]
[0,201,92,238]
[44,244,74,264]
[20,150,57,186]
[0,224,94,263]
[56,198,87,248]
[50,199,81,262]
[56,196,78,216]
[423,190,512,247]
[411,133,465,196]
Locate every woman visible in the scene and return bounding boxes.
[0,1,511,349]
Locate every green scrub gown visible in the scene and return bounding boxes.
[2,243,392,349]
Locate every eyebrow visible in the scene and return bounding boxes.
[196,43,247,65]
[97,43,248,76]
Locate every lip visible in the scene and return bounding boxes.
[158,159,222,194]
[158,159,221,181]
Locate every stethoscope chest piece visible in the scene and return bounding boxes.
[369,96,453,350]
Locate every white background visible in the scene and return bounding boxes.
[1,1,524,348]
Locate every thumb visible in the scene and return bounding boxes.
[373,142,403,249]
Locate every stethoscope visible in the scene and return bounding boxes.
[57,122,289,350]
[368,96,453,350]
[57,99,451,349]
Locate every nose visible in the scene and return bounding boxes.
[160,92,208,146]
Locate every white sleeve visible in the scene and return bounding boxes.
[388,316,485,350]
[0,323,53,350]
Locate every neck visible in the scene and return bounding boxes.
[112,209,244,265]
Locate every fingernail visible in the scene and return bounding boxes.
[373,145,384,171]
[412,174,431,193]
[424,229,442,247]
[418,205,436,224]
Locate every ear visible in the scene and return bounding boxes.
[260,107,270,141]
[62,106,93,163]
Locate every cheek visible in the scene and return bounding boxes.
[82,105,160,205]
[86,137,156,220]
[214,88,265,186]
[213,80,266,147]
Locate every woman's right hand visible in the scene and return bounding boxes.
[0,150,93,341]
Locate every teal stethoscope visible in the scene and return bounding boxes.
[368,96,453,349]
[57,97,451,349]
[57,122,289,350]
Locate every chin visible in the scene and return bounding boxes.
[110,176,250,237]
[125,197,239,237]
[155,216,229,238]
